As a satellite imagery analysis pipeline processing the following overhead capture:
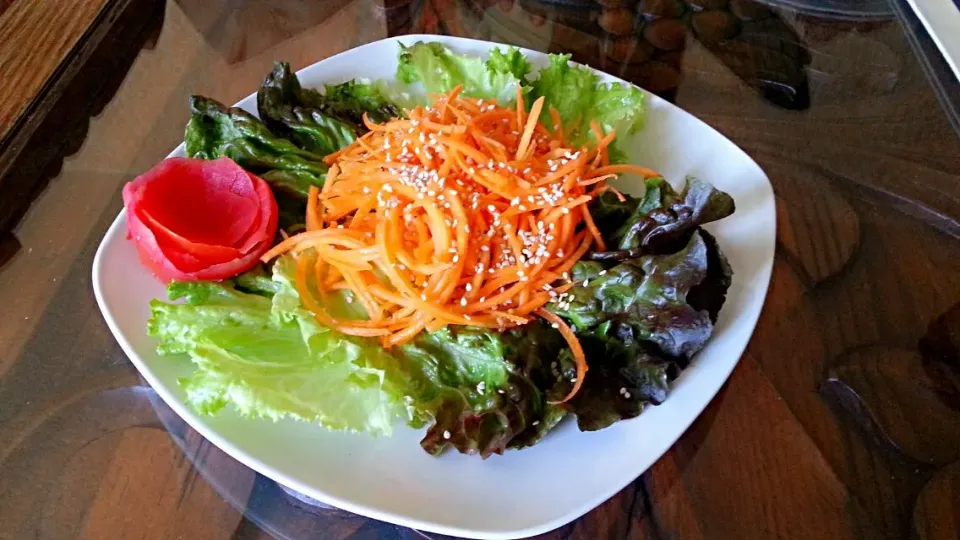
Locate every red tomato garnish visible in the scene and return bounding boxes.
[122,157,279,283]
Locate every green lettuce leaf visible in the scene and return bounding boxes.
[258,62,402,140]
[487,47,534,81]
[186,97,327,174]
[184,95,329,226]
[399,322,567,458]
[257,62,358,155]
[397,42,532,104]
[148,257,569,454]
[530,54,600,130]
[530,53,645,161]
[148,257,417,435]
[322,79,405,126]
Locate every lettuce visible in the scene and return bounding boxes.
[548,231,728,431]
[148,256,567,454]
[148,257,419,435]
[411,322,568,457]
[588,177,735,260]
[395,45,644,160]
[397,42,532,104]
[530,54,645,161]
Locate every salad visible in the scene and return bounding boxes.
[129,42,735,458]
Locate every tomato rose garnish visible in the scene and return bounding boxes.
[122,157,279,283]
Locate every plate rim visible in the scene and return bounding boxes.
[92,34,776,540]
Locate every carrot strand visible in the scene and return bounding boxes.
[263,90,656,400]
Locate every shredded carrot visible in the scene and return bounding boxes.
[516,96,545,160]
[587,163,661,179]
[306,186,322,231]
[538,309,587,404]
[261,85,658,401]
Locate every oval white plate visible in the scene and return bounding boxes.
[92,35,775,540]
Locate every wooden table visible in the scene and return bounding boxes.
[1,0,959,539]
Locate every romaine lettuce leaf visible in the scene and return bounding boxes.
[397,42,532,104]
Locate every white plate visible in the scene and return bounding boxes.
[93,35,776,540]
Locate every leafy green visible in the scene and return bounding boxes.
[530,54,600,129]
[590,82,647,145]
[148,258,569,455]
[589,177,736,261]
[397,42,532,104]
[321,79,404,127]
[258,62,358,155]
[551,231,714,358]
[185,95,332,232]
[401,322,567,458]
[234,264,281,297]
[256,61,408,155]
[148,258,417,435]
[589,190,638,233]
[259,169,322,199]
[185,96,328,181]
[549,231,733,431]
[487,47,534,81]
[530,54,645,161]
[687,228,733,323]
[564,333,674,431]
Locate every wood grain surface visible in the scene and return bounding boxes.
[0,0,110,136]
[0,0,959,539]
[0,0,164,240]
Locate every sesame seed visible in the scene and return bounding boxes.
[443,430,451,439]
